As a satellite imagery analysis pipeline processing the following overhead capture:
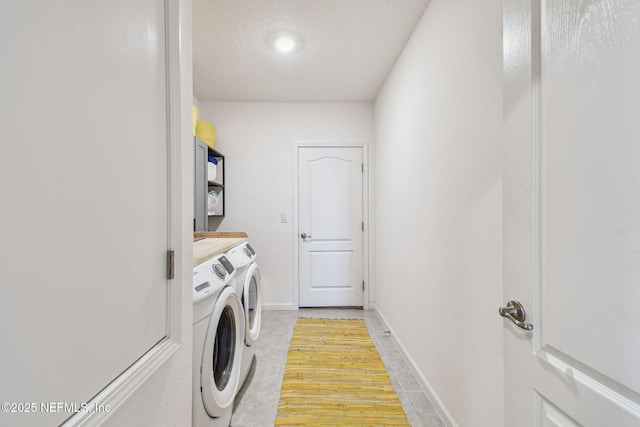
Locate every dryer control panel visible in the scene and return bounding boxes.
[244,242,256,257]
[226,242,257,269]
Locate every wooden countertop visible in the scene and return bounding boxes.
[193,232,248,267]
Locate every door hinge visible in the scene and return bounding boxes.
[363,280,365,291]
[362,222,364,232]
[167,250,175,280]
[362,163,364,173]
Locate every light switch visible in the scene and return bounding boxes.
[280,212,288,223]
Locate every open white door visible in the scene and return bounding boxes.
[298,146,363,307]
[503,0,640,425]
[0,1,182,425]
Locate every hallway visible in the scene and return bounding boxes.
[231,309,445,427]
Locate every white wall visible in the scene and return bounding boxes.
[197,102,374,309]
[373,0,503,425]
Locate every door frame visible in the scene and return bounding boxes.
[292,140,371,310]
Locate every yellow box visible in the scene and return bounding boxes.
[192,106,198,136]
[196,120,216,149]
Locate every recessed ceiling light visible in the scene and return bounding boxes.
[269,32,302,54]
[274,35,296,53]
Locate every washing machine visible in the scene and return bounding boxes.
[193,254,245,427]
[225,241,262,385]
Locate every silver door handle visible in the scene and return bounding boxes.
[300,233,311,240]
[499,300,533,331]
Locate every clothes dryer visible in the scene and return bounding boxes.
[193,254,245,427]
[225,242,262,386]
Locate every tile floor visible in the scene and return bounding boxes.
[231,309,445,427]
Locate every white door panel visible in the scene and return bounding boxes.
[311,251,353,287]
[310,158,353,239]
[540,399,581,427]
[0,1,168,426]
[504,0,640,425]
[299,147,363,307]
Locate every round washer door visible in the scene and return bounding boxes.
[200,285,245,417]
[243,263,262,346]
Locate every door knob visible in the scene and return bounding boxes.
[300,233,311,239]
[499,300,533,331]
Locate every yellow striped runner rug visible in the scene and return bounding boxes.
[275,318,410,426]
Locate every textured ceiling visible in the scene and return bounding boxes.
[193,0,431,102]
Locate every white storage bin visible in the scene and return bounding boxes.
[207,162,217,183]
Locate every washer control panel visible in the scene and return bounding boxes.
[192,265,213,303]
[211,262,227,279]
[218,255,235,274]
[193,254,235,304]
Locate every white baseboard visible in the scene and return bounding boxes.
[371,304,458,427]
[262,303,297,311]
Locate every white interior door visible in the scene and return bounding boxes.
[0,1,169,425]
[503,0,640,425]
[298,147,363,307]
